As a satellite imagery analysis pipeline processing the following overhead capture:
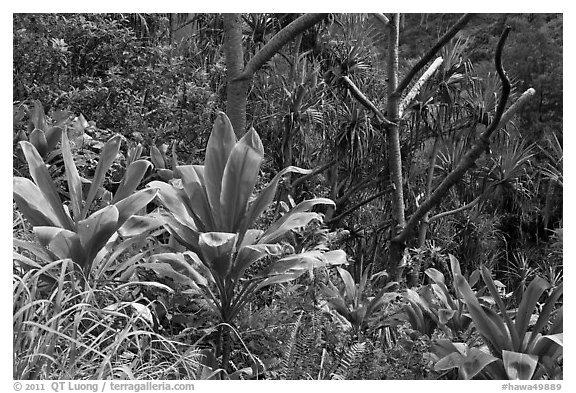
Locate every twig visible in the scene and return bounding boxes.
[291,158,337,189]
[326,188,390,224]
[341,75,396,127]
[429,195,482,223]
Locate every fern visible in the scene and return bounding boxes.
[331,342,367,380]
[278,311,303,379]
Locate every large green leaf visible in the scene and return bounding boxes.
[114,188,158,228]
[112,160,153,203]
[502,350,538,380]
[20,141,74,230]
[198,232,237,279]
[461,348,499,379]
[33,226,83,263]
[258,212,321,244]
[60,128,83,221]
[176,165,215,231]
[76,205,119,271]
[148,181,197,229]
[231,243,282,283]
[148,251,210,287]
[454,274,508,354]
[529,285,563,347]
[337,266,357,304]
[204,113,237,228]
[237,165,312,237]
[13,177,60,227]
[514,276,550,343]
[82,135,121,218]
[29,128,48,157]
[161,213,201,252]
[480,266,520,350]
[34,227,83,263]
[220,127,264,232]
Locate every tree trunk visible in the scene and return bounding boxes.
[223,14,249,137]
[386,14,407,281]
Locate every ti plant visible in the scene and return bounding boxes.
[403,255,474,339]
[432,266,563,380]
[13,129,157,282]
[146,112,346,370]
[320,263,398,338]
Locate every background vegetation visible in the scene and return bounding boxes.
[13,13,562,380]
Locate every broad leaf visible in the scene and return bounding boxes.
[480,266,520,349]
[150,145,165,169]
[515,276,550,342]
[220,127,264,232]
[435,352,464,372]
[13,177,60,227]
[112,160,153,203]
[198,232,237,279]
[204,112,237,228]
[337,267,357,304]
[176,165,215,231]
[237,165,312,236]
[455,274,507,353]
[148,181,197,229]
[118,214,164,237]
[258,212,321,244]
[61,127,83,220]
[231,243,282,283]
[82,135,121,218]
[76,205,119,270]
[438,308,456,324]
[461,348,498,379]
[148,251,209,287]
[20,141,74,230]
[29,128,48,157]
[114,188,158,228]
[502,350,538,380]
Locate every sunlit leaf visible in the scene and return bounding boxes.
[19,141,74,230]
[82,135,121,218]
[198,232,237,279]
[220,127,264,232]
[76,205,119,271]
[502,350,538,380]
[461,348,498,379]
[61,128,83,220]
[204,112,237,228]
[112,159,153,203]
[13,177,60,227]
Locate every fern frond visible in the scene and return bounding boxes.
[331,341,366,380]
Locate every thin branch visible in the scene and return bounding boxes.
[399,57,444,117]
[336,175,380,206]
[428,195,482,223]
[291,158,337,189]
[238,13,327,80]
[395,13,474,97]
[341,75,396,127]
[478,26,512,142]
[326,189,390,224]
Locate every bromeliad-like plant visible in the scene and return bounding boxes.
[432,266,563,380]
[146,112,346,369]
[404,255,474,339]
[320,264,398,337]
[13,128,157,280]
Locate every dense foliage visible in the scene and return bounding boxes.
[13,13,562,380]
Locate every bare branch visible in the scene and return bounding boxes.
[399,57,444,117]
[429,195,482,223]
[395,13,474,97]
[238,13,327,80]
[326,188,391,224]
[291,158,337,189]
[341,75,396,127]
